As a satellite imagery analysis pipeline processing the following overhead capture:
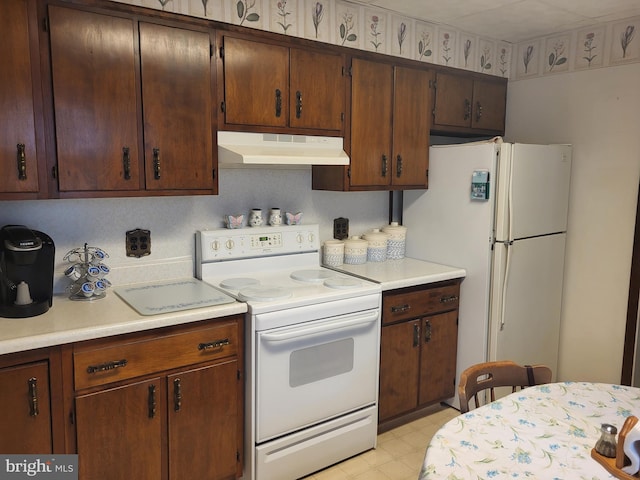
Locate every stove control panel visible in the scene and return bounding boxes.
[197,225,320,262]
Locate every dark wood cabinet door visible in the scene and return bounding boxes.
[350,58,393,187]
[379,321,420,421]
[391,66,431,188]
[168,359,239,480]
[140,23,214,191]
[0,362,52,453]
[289,48,344,131]
[419,311,458,406]
[49,5,140,192]
[222,36,289,128]
[472,79,506,132]
[75,378,163,480]
[433,72,473,129]
[0,0,39,194]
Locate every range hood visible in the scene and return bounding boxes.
[217,131,349,168]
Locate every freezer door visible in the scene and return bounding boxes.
[489,233,566,375]
[494,144,571,241]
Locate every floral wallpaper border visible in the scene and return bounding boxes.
[110,0,513,78]
[513,16,640,81]
[109,0,639,81]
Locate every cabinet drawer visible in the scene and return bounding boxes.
[382,283,459,324]
[74,320,238,390]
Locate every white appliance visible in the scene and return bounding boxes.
[403,139,572,408]
[195,225,381,480]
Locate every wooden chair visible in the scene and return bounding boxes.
[458,360,552,413]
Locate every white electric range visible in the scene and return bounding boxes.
[195,225,381,480]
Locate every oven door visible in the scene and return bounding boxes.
[255,308,380,443]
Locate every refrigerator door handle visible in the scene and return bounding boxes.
[499,240,514,331]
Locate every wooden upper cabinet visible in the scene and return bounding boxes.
[349,58,393,187]
[222,36,289,128]
[221,35,345,133]
[47,5,216,196]
[289,48,344,131]
[0,0,41,196]
[471,79,506,132]
[348,59,431,189]
[391,66,431,188]
[49,5,141,192]
[432,71,506,134]
[140,22,214,191]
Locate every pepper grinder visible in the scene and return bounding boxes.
[595,423,617,458]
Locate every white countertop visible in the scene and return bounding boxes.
[325,257,466,291]
[0,282,247,356]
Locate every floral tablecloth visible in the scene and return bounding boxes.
[420,382,640,479]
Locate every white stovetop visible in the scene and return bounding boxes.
[325,257,466,290]
[0,279,247,355]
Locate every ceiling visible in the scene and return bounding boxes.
[350,0,640,43]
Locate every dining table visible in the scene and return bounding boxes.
[420,382,640,479]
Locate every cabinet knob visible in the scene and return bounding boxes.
[275,89,282,118]
[424,319,432,343]
[148,385,157,419]
[122,146,131,180]
[28,377,39,417]
[16,144,27,181]
[153,148,161,179]
[475,102,483,122]
[296,91,303,119]
[173,378,182,412]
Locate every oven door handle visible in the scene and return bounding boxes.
[260,312,378,342]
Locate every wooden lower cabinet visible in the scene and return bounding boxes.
[0,360,53,453]
[71,316,243,480]
[379,282,460,426]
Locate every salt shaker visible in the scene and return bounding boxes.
[595,423,617,458]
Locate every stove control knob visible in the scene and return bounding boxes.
[210,240,220,251]
[296,233,303,244]
[225,239,235,250]
[308,232,315,243]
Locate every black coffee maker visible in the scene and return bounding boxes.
[0,225,55,318]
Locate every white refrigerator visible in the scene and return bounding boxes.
[403,139,572,408]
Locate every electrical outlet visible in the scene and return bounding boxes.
[126,228,151,258]
[333,217,349,240]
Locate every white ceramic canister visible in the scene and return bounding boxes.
[363,228,388,262]
[323,239,344,267]
[382,222,407,259]
[343,236,368,265]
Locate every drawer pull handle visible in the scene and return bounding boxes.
[275,89,282,117]
[440,295,459,303]
[198,338,230,351]
[153,148,161,179]
[86,359,128,374]
[173,378,182,412]
[391,304,411,313]
[148,385,156,419]
[122,146,131,180]
[28,377,39,417]
[296,90,302,118]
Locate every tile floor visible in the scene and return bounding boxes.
[301,404,460,480]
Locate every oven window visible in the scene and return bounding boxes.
[289,338,354,387]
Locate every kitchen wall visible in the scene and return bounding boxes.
[0,168,389,294]
[505,62,640,383]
